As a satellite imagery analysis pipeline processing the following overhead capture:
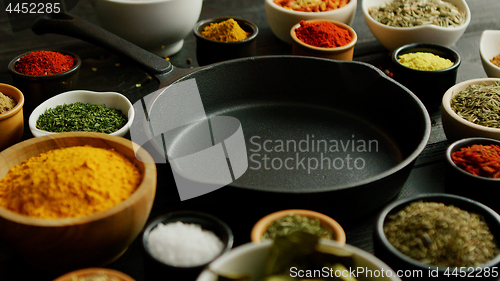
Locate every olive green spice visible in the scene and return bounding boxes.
[70,273,121,281]
[384,201,498,267]
[262,214,333,240]
[451,82,500,129]
[36,102,128,133]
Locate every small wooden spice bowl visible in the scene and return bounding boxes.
[141,210,234,280]
[374,193,500,280]
[193,16,259,66]
[53,267,136,281]
[0,83,24,151]
[445,137,500,213]
[250,209,346,243]
[0,132,157,273]
[8,49,81,117]
[441,78,500,143]
[290,19,357,61]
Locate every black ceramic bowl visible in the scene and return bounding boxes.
[141,211,234,280]
[392,43,461,112]
[8,49,81,117]
[445,138,500,213]
[193,17,258,66]
[374,193,500,280]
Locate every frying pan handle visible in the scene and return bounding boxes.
[31,12,172,76]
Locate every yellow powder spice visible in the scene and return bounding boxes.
[201,18,248,42]
[0,146,142,219]
[398,52,454,71]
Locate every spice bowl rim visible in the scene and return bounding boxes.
[480,30,500,78]
[193,16,259,44]
[8,49,81,80]
[53,267,136,281]
[446,137,500,181]
[28,89,135,138]
[0,83,24,120]
[290,19,358,52]
[141,210,234,270]
[375,193,500,271]
[392,42,461,73]
[0,131,156,227]
[441,78,500,136]
[250,209,346,244]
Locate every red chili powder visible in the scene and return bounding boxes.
[295,20,352,48]
[15,50,75,76]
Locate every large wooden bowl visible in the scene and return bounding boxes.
[0,132,157,273]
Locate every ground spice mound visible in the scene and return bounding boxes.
[0,146,142,219]
[295,20,352,48]
[0,92,16,114]
[15,50,75,76]
[201,18,248,42]
[398,52,453,71]
[491,53,500,68]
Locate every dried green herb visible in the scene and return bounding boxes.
[369,0,465,28]
[36,102,128,134]
[451,83,500,128]
[262,214,333,240]
[384,201,499,267]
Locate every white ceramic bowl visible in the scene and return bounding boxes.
[29,90,134,137]
[362,0,470,51]
[92,0,203,56]
[197,240,401,281]
[480,30,500,78]
[265,0,357,44]
[441,78,500,142]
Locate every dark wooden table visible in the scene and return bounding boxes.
[0,0,500,280]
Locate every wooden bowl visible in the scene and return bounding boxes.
[250,209,346,243]
[54,267,135,281]
[0,132,157,273]
[0,83,24,151]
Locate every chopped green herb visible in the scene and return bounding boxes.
[36,102,128,134]
[262,214,333,240]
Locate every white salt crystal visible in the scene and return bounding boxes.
[147,221,224,267]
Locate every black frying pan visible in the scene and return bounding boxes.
[31,13,431,218]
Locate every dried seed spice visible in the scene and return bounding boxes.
[451,82,500,129]
[384,201,499,267]
[69,273,122,281]
[369,0,465,28]
[262,213,334,240]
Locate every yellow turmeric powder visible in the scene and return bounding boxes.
[0,146,142,219]
[201,18,249,42]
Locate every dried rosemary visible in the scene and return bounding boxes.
[262,214,333,240]
[451,82,500,128]
[369,0,466,28]
[384,201,498,267]
[36,102,128,133]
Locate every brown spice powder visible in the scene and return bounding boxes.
[491,54,500,68]
[0,92,16,114]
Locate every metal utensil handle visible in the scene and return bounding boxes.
[31,12,172,76]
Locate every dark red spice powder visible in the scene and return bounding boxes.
[295,20,352,48]
[15,50,75,76]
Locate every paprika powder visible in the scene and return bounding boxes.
[15,50,75,76]
[295,20,352,48]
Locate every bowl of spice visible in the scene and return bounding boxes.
[445,138,500,213]
[198,232,401,281]
[8,49,81,116]
[480,30,500,78]
[374,193,500,280]
[290,19,357,61]
[392,43,461,111]
[142,210,233,280]
[53,268,135,281]
[250,209,346,244]
[0,132,157,273]
[0,83,24,151]
[441,78,500,142]
[363,0,470,51]
[29,90,134,137]
[265,0,357,44]
[193,17,258,66]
